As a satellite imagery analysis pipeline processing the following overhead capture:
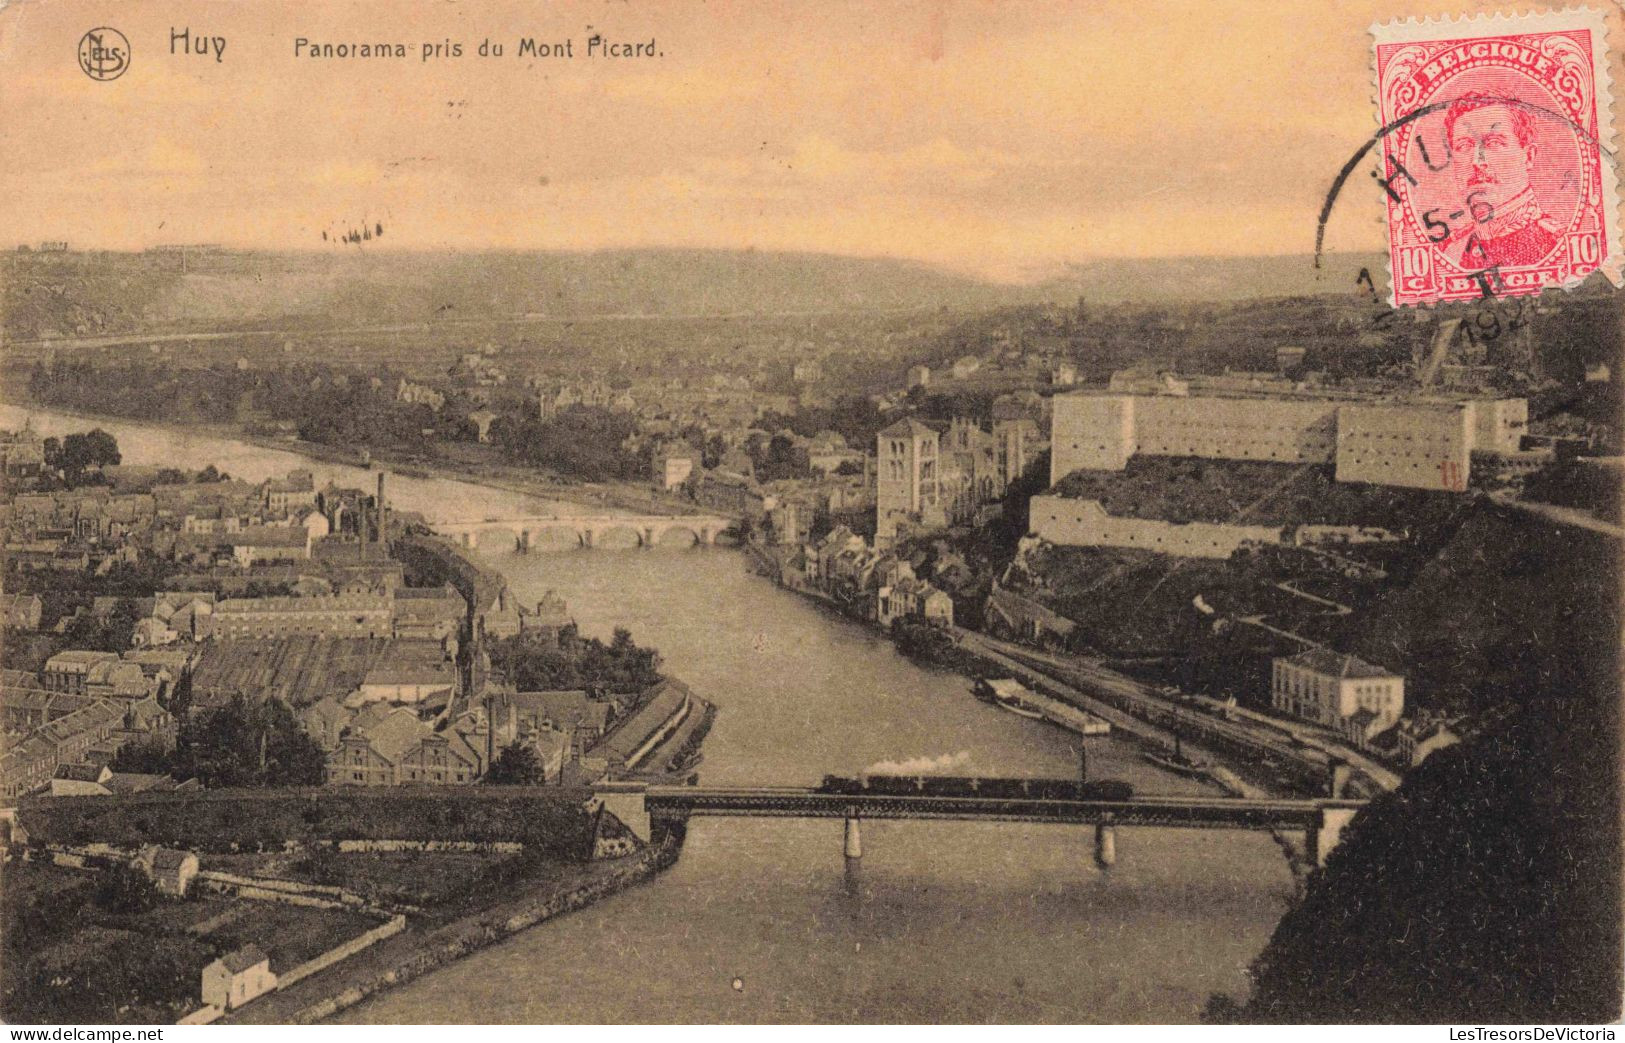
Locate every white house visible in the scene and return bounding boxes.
[1271,649,1404,736]
[137,845,200,897]
[201,945,277,1011]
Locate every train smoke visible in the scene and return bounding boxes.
[862,751,971,777]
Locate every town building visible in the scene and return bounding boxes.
[136,846,200,896]
[597,678,694,773]
[391,584,466,643]
[0,427,46,479]
[301,697,355,751]
[518,590,573,646]
[201,946,277,1011]
[1,594,43,630]
[0,699,131,798]
[1271,649,1405,738]
[347,640,458,707]
[328,706,430,785]
[497,689,611,752]
[1395,715,1463,767]
[399,729,485,784]
[876,415,1030,548]
[262,470,316,516]
[653,443,699,491]
[876,576,954,628]
[210,594,392,640]
[875,419,944,548]
[396,379,446,411]
[42,651,121,694]
[191,636,388,713]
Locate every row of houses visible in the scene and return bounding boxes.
[779,526,955,629]
[0,691,176,798]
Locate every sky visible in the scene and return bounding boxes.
[1,0,1618,281]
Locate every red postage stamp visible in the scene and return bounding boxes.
[1372,10,1621,306]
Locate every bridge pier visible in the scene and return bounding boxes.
[843,814,862,862]
[1094,817,1117,869]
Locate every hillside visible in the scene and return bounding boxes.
[1238,643,1621,1020]
[3,249,1393,342]
[1026,252,1388,305]
[1,250,1003,340]
[1344,500,1622,713]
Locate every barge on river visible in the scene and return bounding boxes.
[973,677,1111,735]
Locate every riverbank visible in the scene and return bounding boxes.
[0,398,695,519]
[227,836,682,1024]
[745,538,1306,812]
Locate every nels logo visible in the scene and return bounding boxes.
[78,27,129,81]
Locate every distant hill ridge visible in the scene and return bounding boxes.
[3,248,1387,336]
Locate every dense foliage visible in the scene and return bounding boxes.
[1,868,206,1024]
[486,744,544,785]
[18,787,596,854]
[166,697,328,788]
[1225,529,1622,1022]
[487,625,661,696]
[490,406,643,482]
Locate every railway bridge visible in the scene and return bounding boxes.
[434,513,735,551]
[590,783,1366,869]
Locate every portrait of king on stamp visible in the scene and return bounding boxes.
[1373,10,1621,306]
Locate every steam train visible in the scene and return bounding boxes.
[816,774,1133,802]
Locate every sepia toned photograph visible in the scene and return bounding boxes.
[0,0,1621,1029]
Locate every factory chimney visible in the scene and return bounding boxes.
[375,472,388,548]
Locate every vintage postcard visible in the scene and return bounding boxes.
[0,0,1621,1031]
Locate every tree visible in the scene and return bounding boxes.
[94,863,157,915]
[58,429,121,481]
[110,737,171,775]
[486,743,543,785]
[172,696,327,787]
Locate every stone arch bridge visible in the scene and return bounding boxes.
[434,513,736,551]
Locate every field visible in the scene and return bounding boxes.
[0,859,382,1025]
[204,848,528,910]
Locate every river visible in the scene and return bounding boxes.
[4,406,1296,1023]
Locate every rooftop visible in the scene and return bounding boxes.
[1283,647,1400,680]
[217,945,270,975]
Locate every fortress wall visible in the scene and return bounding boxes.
[1049,393,1338,484]
[1030,495,1283,559]
[1135,396,1339,464]
[1051,394,1135,481]
[1050,390,1509,494]
[1335,403,1473,491]
[1472,398,1528,454]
